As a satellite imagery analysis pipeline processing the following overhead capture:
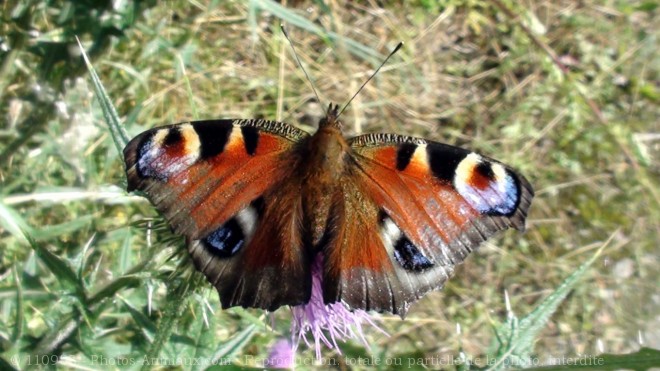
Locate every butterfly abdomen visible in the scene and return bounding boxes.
[298,124,353,248]
[124,110,533,315]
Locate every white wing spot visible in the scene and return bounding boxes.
[235,205,258,242]
[454,154,518,215]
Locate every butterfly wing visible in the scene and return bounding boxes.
[124,119,312,310]
[322,133,534,316]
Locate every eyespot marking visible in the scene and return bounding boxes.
[394,238,434,272]
[454,153,520,216]
[202,218,245,258]
[136,124,200,181]
[201,202,260,258]
[380,215,434,272]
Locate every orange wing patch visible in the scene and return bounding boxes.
[124,119,308,238]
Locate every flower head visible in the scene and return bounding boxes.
[266,338,296,369]
[290,253,387,359]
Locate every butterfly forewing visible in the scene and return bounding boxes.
[124,119,308,237]
[318,133,534,316]
[124,119,313,310]
[123,108,534,316]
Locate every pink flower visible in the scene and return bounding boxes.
[290,254,387,359]
[266,339,295,369]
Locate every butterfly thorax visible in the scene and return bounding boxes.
[299,113,350,247]
[123,102,534,314]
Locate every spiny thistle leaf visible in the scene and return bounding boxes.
[78,35,198,367]
[76,36,129,153]
[489,236,610,369]
[142,280,193,371]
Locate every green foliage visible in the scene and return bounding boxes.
[1,0,658,370]
[488,244,605,369]
[524,348,660,371]
[78,36,129,152]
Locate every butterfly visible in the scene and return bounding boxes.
[123,99,534,317]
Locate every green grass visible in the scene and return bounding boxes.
[1,1,658,370]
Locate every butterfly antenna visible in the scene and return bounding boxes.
[281,25,323,108]
[337,42,403,118]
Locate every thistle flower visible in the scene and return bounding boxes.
[290,254,387,359]
[266,339,295,369]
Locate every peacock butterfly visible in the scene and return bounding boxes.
[123,44,533,317]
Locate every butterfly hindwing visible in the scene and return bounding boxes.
[320,133,533,316]
[124,119,312,310]
[187,182,311,310]
[124,109,533,315]
[321,180,446,316]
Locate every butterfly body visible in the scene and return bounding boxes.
[124,103,533,316]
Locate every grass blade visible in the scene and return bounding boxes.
[249,0,382,61]
[2,186,143,206]
[10,268,24,346]
[212,324,257,364]
[0,201,32,244]
[76,36,129,153]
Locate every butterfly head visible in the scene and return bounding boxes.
[319,103,343,130]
